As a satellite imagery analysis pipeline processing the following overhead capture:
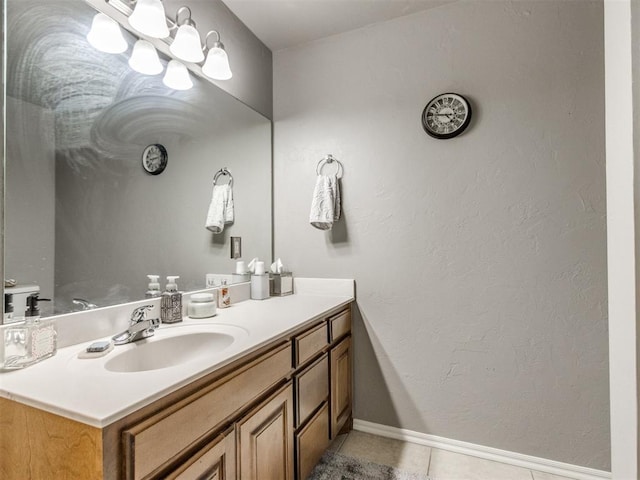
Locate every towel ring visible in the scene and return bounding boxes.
[316,154,343,178]
[213,167,233,187]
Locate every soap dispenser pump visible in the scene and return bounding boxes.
[161,276,183,324]
[146,275,161,298]
[1,293,57,370]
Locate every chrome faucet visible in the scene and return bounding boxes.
[112,305,160,345]
[72,298,98,310]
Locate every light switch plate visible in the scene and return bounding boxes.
[231,237,241,259]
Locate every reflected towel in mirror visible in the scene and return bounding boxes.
[206,184,234,233]
[309,174,341,230]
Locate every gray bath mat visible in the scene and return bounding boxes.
[307,451,431,480]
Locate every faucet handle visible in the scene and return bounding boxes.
[130,305,154,324]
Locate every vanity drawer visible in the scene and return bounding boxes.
[329,309,351,343]
[165,427,235,480]
[123,342,292,480]
[296,402,330,480]
[294,353,329,427]
[294,322,328,367]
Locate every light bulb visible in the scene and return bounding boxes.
[170,24,204,63]
[86,13,128,54]
[128,0,170,39]
[202,45,232,80]
[162,60,193,90]
[128,40,163,75]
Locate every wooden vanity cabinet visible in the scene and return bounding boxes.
[236,382,294,480]
[165,427,236,480]
[291,307,352,479]
[0,303,352,480]
[330,336,352,438]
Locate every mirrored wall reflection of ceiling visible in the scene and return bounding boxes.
[221,0,459,51]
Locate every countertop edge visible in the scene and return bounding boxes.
[0,293,354,428]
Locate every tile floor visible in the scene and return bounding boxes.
[327,430,578,480]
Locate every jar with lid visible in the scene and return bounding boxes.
[187,293,217,319]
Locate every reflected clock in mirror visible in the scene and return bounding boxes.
[142,144,168,175]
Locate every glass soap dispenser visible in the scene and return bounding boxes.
[161,276,183,323]
[1,293,57,370]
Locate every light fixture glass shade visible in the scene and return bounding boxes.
[128,0,170,39]
[202,46,232,80]
[86,13,128,54]
[169,24,204,63]
[163,60,193,90]
[128,40,163,75]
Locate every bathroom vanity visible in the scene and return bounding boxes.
[0,286,353,480]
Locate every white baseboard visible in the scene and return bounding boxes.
[353,419,611,480]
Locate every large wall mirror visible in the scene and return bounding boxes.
[4,0,272,318]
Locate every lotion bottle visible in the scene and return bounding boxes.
[218,280,231,308]
[161,276,183,323]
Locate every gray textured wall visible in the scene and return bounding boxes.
[273,0,609,469]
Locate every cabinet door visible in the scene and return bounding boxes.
[237,383,294,480]
[296,402,330,480]
[166,428,235,480]
[330,336,352,439]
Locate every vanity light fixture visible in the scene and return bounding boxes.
[128,0,170,38]
[163,60,193,90]
[128,40,163,75]
[202,31,232,80]
[92,1,233,85]
[169,7,205,63]
[86,12,128,54]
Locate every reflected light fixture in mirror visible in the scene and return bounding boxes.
[202,31,232,80]
[163,59,194,90]
[170,6,205,63]
[86,13,128,54]
[128,0,170,38]
[129,39,163,75]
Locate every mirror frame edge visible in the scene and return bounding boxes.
[1,0,5,322]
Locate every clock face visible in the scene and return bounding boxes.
[142,144,168,175]
[422,93,472,139]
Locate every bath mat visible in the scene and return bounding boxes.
[307,451,431,480]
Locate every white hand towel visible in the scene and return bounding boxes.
[224,183,234,224]
[206,184,234,233]
[309,174,341,230]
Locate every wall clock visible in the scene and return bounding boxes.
[141,144,168,175]
[421,93,472,139]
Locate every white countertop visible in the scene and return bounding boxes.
[0,289,353,428]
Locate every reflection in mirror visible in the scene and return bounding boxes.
[4,0,272,318]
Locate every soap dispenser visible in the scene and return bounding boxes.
[161,276,183,323]
[4,293,13,323]
[1,293,57,370]
[145,275,161,298]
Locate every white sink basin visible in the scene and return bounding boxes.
[103,326,243,373]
